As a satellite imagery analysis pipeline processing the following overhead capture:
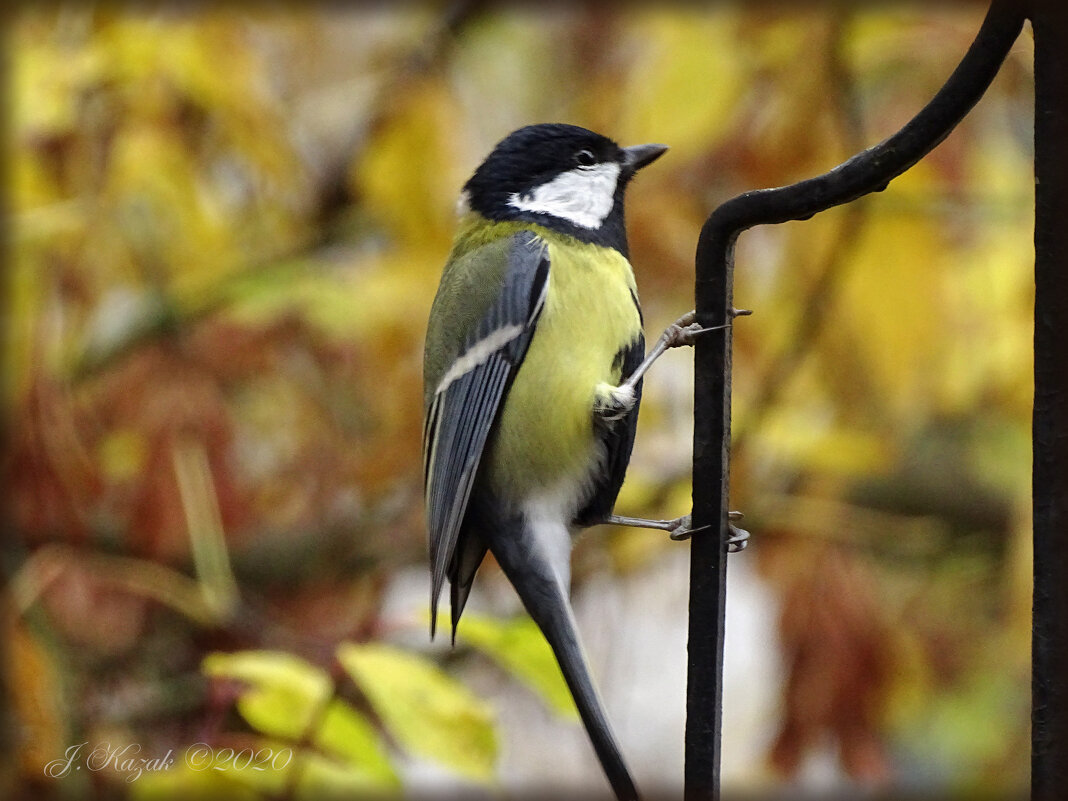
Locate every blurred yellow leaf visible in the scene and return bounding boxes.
[458,613,578,720]
[827,166,951,420]
[202,650,398,790]
[754,401,892,478]
[313,700,398,787]
[131,761,265,801]
[352,77,466,247]
[616,7,745,153]
[337,642,497,782]
[294,751,397,800]
[203,650,330,740]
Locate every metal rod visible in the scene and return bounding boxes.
[687,230,733,801]
[685,3,1024,798]
[1030,0,1068,797]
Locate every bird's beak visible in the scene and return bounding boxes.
[622,143,669,172]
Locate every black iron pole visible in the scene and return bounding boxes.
[1030,0,1068,798]
[687,205,733,801]
[685,4,1024,798]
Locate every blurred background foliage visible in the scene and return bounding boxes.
[4,2,1034,799]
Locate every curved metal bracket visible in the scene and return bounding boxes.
[684,3,1027,798]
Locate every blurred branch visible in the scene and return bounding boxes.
[415,0,489,67]
[174,438,239,619]
[5,539,365,667]
[66,239,323,384]
[751,493,953,559]
[311,0,489,222]
[8,544,221,626]
[734,10,868,450]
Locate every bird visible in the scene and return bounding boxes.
[423,123,701,801]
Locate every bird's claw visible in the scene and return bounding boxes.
[661,311,729,349]
[727,523,750,552]
[661,309,749,349]
[726,510,749,551]
[669,511,750,551]
[671,321,721,348]
[668,515,697,541]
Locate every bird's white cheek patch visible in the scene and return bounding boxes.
[508,163,621,229]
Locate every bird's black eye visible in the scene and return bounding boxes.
[574,149,596,167]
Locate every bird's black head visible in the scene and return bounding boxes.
[461,123,667,254]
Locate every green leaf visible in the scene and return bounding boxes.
[202,651,330,740]
[132,734,397,801]
[313,700,398,787]
[202,651,398,789]
[199,746,292,798]
[457,613,578,720]
[129,758,268,801]
[295,752,397,800]
[336,642,497,782]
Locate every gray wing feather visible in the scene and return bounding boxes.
[423,231,549,635]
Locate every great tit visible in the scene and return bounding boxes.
[423,123,677,801]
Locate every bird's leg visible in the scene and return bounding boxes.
[622,310,721,393]
[600,513,693,540]
[595,309,735,422]
[599,511,749,551]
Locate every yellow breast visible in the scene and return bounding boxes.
[486,234,642,503]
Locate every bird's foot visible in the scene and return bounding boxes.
[660,310,729,350]
[726,523,750,552]
[604,510,750,550]
[662,510,747,551]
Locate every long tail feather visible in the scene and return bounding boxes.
[486,517,639,801]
